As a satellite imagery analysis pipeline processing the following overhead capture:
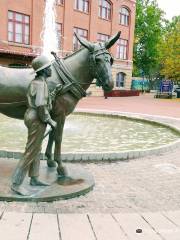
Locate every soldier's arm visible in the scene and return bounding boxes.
[37,106,51,123]
[37,106,56,128]
[35,81,56,128]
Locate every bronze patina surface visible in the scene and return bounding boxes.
[0,32,120,175]
[0,158,94,202]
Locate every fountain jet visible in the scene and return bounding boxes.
[41,0,58,59]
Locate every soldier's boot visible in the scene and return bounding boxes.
[30,177,50,186]
[11,184,30,196]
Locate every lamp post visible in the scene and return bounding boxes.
[140,69,145,93]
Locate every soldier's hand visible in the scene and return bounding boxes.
[55,84,63,94]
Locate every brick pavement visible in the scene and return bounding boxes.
[77,93,180,118]
[0,93,180,214]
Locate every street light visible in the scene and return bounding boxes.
[140,69,145,93]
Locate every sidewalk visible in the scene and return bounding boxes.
[1,211,180,240]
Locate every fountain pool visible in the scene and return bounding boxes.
[0,113,179,156]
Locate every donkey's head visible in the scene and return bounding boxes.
[74,31,121,92]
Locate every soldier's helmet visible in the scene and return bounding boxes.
[32,55,51,73]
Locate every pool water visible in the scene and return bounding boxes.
[0,113,179,153]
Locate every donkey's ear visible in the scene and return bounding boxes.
[105,31,121,49]
[74,32,94,52]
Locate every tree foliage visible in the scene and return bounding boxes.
[159,16,180,81]
[133,0,164,79]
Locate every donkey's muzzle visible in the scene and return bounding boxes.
[103,80,114,92]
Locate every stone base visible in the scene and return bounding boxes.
[0,158,94,202]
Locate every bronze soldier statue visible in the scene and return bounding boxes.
[11,55,57,196]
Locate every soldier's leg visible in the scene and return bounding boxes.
[11,120,46,194]
[29,154,49,186]
[28,122,49,186]
[11,158,30,186]
[11,121,41,186]
[11,150,35,196]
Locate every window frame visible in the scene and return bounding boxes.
[116,72,125,88]
[98,0,112,21]
[119,7,130,26]
[116,38,128,60]
[55,0,64,6]
[73,27,88,51]
[97,33,109,43]
[56,22,63,50]
[8,10,30,45]
[74,0,89,13]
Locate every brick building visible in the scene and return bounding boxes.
[0,0,136,95]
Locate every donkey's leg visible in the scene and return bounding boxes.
[45,131,56,167]
[54,115,67,176]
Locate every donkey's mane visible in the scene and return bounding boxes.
[64,47,86,60]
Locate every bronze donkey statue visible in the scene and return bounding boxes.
[0,31,120,176]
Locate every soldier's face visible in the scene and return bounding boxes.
[45,67,52,77]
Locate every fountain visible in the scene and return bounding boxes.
[0,1,179,201]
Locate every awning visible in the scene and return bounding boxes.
[0,48,37,57]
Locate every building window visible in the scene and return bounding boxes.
[97,33,109,43]
[120,7,130,26]
[116,72,125,87]
[98,0,111,20]
[74,0,89,13]
[73,27,88,50]
[8,11,30,45]
[56,23,63,49]
[116,39,128,60]
[56,0,64,5]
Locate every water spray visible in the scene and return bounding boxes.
[41,0,58,59]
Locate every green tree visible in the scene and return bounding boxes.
[159,16,180,81]
[133,0,164,81]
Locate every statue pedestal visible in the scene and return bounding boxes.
[0,158,94,202]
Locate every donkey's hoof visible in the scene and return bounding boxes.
[47,160,56,168]
[57,166,67,176]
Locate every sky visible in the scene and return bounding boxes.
[157,0,180,20]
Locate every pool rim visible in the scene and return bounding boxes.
[0,111,180,162]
